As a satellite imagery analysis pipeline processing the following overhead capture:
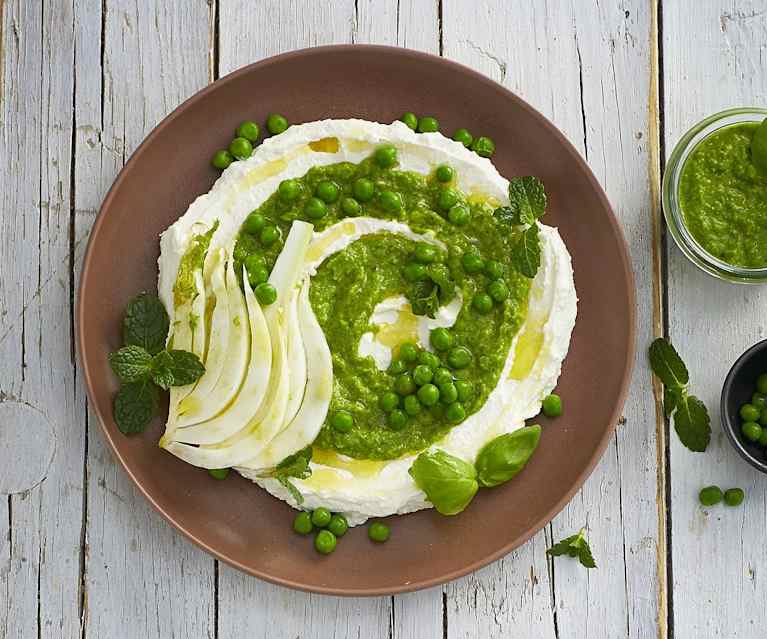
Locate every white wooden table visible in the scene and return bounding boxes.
[2,1,766,637]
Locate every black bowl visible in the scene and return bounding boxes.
[721,338,767,473]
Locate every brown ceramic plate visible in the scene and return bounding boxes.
[78,45,635,595]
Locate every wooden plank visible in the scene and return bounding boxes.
[443,2,663,636]
[73,2,216,637]
[0,1,86,637]
[663,3,767,638]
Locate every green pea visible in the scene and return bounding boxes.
[388,409,408,430]
[542,394,562,417]
[341,197,361,216]
[315,180,340,203]
[311,507,332,527]
[388,359,407,375]
[430,327,454,351]
[379,190,403,213]
[698,485,723,506]
[435,164,455,183]
[742,421,762,442]
[760,408,767,427]
[399,342,419,363]
[417,116,439,133]
[472,293,494,314]
[236,120,260,142]
[400,112,418,130]
[395,373,417,396]
[374,144,398,168]
[752,392,767,410]
[433,367,453,386]
[293,511,313,535]
[260,225,280,246]
[417,350,440,370]
[487,280,509,303]
[327,514,349,537]
[229,136,253,160]
[439,382,458,404]
[244,212,266,234]
[314,529,337,554]
[278,178,302,202]
[368,521,391,542]
[484,260,504,280]
[211,149,233,170]
[417,383,440,406]
[455,380,474,402]
[331,410,354,432]
[448,204,470,226]
[353,178,375,202]
[379,391,400,412]
[412,364,434,386]
[453,128,473,147]
[255,282,277,306]
[437,188,460,211]
[304,197,328,220]
[724,488,745,506]
[740,403,761,422]
[756,373,767,395]
[208,468,230,480]
[414,242,438,264]
[403,394,422,416]
[266,113,289,135]
[403,262,428,282]
[445,401,466,423]
[447,346,472,369]
[247,264,269,287]
[461,252,485,274]
[471,136,495,158]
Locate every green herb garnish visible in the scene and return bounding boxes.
[474,425,541,488]
[258,446,313,505]
[110,292,205,435]
[407,264,456,319]
[750,117,767,176]
[494,176,547,278]
[648,337,711,452]
[547,527,596,569]
[408,450,479,515]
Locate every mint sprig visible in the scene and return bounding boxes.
[648,337,710,452]
[110,293,205,435]
[547,527,596,569]
[258,446,313,504]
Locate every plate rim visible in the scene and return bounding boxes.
[77,43,637,596]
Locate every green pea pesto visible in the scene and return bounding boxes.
[173,221,218,307]
[232,154,530,460]
[679,122,767,268]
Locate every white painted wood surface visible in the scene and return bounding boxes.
[1,1,764,637]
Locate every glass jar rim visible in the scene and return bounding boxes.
[662,107,767,284]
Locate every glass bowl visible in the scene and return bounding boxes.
[662,107,767,284]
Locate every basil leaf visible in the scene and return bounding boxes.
[113,380,158,434]
[750,117,767,176]
[507,176,546,225]
[648,338,689,391]
[674,394,711,452]
[547,528,596,569]
[409,450,478,515]
[123,292,170,355]
[150,349,205,390]
[475,425,541,488]
[108,345,152,383]
[510,224,541,279]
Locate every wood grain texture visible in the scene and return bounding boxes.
[71,2,216,638]
[442,2,662,637]
[664,2,767,638]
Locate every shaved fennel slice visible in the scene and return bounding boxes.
[170,267,272,445]
[282,283,307,428]
[239,278,332,471]
[190,270,207,362]
[161,299,195,442]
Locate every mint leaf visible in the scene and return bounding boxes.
[409,280,440,318]
[150,349,205,390]
[409,450,479,515]
[426,263,456,304]
[510,224,541,278]
[507,176,547,224]
[664,387,681,418]
[674,394,711,452]
[123,292,170,355]
[258,446,313,505]
[113,380,158,434]
[649,338,689,391]
[750,117,767,176]
[108,345,152,383]
[547,528,596,569]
